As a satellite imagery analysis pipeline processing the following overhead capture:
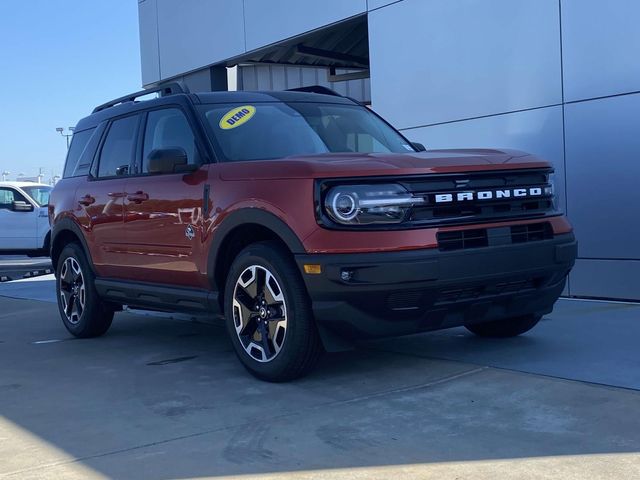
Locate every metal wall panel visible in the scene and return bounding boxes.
[156,0,245,80]
[136,0,640,301]
[138,0,161,86]
[176,68,212,93]
[368,0,562,129]
[401,106,567,213]
[571,259,640,299]
[561,0,640,102]
[243,0,366,52]
[564,93,640,260]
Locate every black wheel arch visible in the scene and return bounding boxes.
[42,230,52,251]
[207,208,306,307]
[50,218,95,276]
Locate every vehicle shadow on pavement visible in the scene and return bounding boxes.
[1,296,639,479]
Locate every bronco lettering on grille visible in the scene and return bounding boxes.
[434,187,543,203]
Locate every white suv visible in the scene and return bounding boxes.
[0,182,52,256]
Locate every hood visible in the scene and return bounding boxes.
[217,149,550,181]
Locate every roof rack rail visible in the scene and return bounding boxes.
[92,82,190,114]
[286,85,342,97]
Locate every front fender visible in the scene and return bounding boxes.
[206,207,306,290]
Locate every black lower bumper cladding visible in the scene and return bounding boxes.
[296,233,577,341]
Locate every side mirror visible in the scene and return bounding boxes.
[411,142,427,152]
[147,147,195,174]
[12,200,34,212]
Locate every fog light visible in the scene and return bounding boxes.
[340,270,354,282]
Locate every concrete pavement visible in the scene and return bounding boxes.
[0,292,639,479]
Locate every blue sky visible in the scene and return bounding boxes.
[0,1,142,180]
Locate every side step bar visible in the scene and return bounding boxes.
[94,278,219,314]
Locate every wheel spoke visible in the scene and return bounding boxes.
[255,268,266,297]
[258,321,272,358]
[65,294,75,317]
[267,303,285,321]
[60,287,72,304]
[234,286,255,310]
[239,316,259,338]
[75,293,84,318]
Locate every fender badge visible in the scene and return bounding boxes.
[185,224,195,240]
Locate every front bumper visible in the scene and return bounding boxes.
[295,233,577,347]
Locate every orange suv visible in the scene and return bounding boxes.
[49,84,577,381]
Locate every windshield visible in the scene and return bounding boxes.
[21,186,51,206]
[201,102,416,162]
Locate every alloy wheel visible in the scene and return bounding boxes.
[232,265,288,362]
[59,257,86,325]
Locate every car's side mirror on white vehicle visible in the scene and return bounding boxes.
[12,200,34,212]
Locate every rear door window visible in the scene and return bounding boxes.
[97,115,139,178]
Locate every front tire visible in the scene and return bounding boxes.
[224,241,322,382]
[465,314,542,338]
[56,243,113,338]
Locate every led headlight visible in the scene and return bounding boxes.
[324,184,425,225]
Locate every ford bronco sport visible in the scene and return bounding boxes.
[49,83,577,381]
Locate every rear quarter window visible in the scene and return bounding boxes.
[63,128,95,178]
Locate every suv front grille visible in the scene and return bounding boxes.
[437,228,489,251]
[401,168,555,227]
[437,222,553,251]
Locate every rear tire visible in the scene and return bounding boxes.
[56,243,113,338]
[465,314,542,338]
[224,241,323,382]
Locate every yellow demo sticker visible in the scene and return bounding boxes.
[219,105,256,130]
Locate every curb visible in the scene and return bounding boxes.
[0,268,53,283]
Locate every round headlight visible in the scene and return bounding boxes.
[323,184,425,225]
[330,191,359,222]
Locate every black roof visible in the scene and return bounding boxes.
[194,90,356,105]
[75,88,357,132]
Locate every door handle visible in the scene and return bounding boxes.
[78,194,95,206]
[127,191,149,204]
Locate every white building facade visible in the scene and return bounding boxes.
[138,0,640,300]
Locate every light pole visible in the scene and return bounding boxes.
[56,127,75,148]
